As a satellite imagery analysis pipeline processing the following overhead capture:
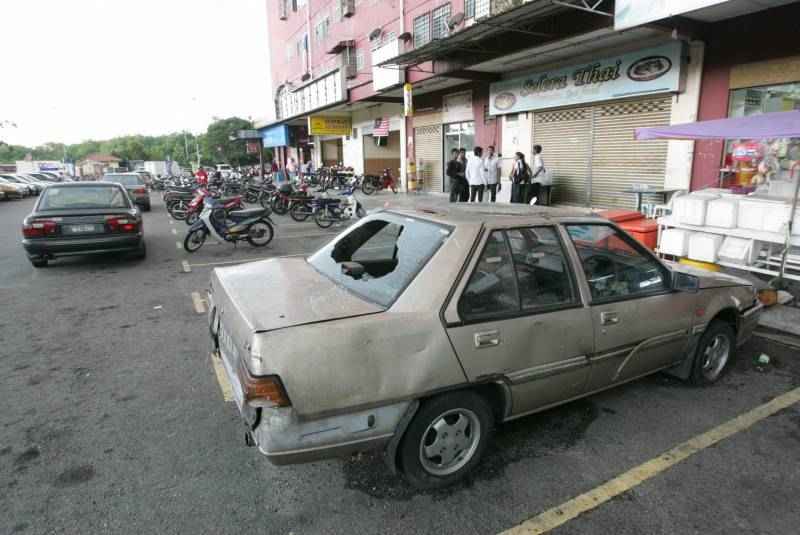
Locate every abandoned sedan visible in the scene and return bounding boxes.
[207,205,762,488]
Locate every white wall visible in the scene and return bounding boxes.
[341,103,403,175]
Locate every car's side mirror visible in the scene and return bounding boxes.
[673,271,699,293]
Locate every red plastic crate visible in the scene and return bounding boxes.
[619,218,659,250]
[597,209,646,223]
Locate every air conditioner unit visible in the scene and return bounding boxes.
[341,0,355,17]
[340,52,357,79]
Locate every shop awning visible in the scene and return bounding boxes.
[635,110,800,141]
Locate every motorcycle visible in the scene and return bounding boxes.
[313,187,366,229]
[269,182,311,215]
[361,168,397,195]
[185,189,244,226]
[183,197,275,253]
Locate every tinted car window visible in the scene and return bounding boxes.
[459,231,519,320]
[507,227,576,310]
[38,186,130,210]
[566,224,667,302]
[105,174,143,186]
[308,214,450,308]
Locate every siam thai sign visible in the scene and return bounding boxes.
[489,43,683,116]
[615,0,728,30]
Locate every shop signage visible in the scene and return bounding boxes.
[443,91,473,123]
[308,115,352,136]
[489,42,683,115]
[403,83,413,117]
[615,0,728,30]
[260,124,289,148]
[236,129,260,139]
[372,39,405,91]
[277,69,346,121]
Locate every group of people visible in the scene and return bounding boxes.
[446,145,548,204]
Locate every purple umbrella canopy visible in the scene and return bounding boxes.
[636,110,800,141]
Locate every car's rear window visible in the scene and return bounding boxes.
[308,214,451,307]
[38,186,130,210]
[105,174,143,186]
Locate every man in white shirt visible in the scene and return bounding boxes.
[529,144,547,204]
[465,146,486,202]
[483,145,502,203]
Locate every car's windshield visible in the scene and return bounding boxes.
[38,186,130,210]
[308,214,451,307]
[105,174,143,186]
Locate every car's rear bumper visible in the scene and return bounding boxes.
[22,234,143,258]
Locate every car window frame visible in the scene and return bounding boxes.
[454,225,584,326]
[563,222,673,306]
[35,184,132,211]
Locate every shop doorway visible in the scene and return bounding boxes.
[322,139,343,168]
[443,121,475,192]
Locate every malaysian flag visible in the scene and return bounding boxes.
[373,117,390,137]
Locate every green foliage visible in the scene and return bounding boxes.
[204,117,260,167]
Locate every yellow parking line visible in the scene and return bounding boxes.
[210,353,233,402]
[500,386,800,535]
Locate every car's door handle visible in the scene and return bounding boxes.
[474,330,500,349]
[600,311,620,326]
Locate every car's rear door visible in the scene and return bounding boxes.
[562,223,695,390]
[444,226,593,417]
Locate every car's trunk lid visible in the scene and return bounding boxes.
[31,208,137,238]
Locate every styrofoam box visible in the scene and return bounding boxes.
[738,198,776,231]
[674,193,719,226]
[763,202,793,233]
[718,236,760,265]
[660,228,691,257]
[705,197,739,228]
[688,232,725,263]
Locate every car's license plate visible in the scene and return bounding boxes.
[67,224,100,234]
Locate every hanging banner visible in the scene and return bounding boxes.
[615,0,728,31]
[489,42,683,115]
[403,83,413,117]
[260,125,290,148]
[308,115,352,136]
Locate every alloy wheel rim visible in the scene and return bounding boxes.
[419,408,481,476]
[702,334,730,381]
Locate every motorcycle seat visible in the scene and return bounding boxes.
[218,196,241,205]
[227,208,267,221]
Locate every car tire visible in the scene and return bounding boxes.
[30,257,48,268]
[133,241,147,260]
[143,203,151,212]
[689,319,736,386]
[398,391,493,489]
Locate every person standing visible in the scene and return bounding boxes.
[465,146,485,202]
[457,148,469,201]
[446,148,462,203]
[195,166,208,187]
[510,152,531,203]
[528,144,546,204]
[483,145,501,202]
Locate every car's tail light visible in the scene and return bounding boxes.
[22,219,57,238]
[238,366,291,408]
[134,187,146,195]
[106,217,139,233]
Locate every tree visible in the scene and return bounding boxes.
[204,117,259,167]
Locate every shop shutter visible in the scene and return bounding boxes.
[534,107,592,206]
[414,125,443,192]
[590,97,672,209]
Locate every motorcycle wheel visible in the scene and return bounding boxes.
[169,200,188,220]
[246,219,274,247]
[184,228,207,253]
[314,207,335,229]
[185,212,199,226]
[258,192,271,209]
[361,178,376,195]
[271,197,289,215]
[289,202,310,222]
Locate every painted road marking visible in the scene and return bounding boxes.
[210,353,233,402]
[191,291,207,314]
[169,219,174,225]
[181,260,191,273]
[500,386,800,535]
[176,241,183,250]
[171,228,178,235]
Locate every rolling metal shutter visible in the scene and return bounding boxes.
[414,125,443,192]
[590,97,672,209]
[533,107,592,206]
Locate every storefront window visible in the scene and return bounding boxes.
[725,83,800,185]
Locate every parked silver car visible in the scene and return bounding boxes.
[207,204,762,488]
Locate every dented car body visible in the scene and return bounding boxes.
[207,204,762,487]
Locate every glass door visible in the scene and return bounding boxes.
[443,121,475,192]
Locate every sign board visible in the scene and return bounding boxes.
[615,0,728,30]
[246,142,260,154]
[372,39,405,91]
[236,129,260,139]
[261,124,290,148]
[308,115,352,136]
[277,69,346,121]
[489,42,683,116]
[403,83,413,117]
[443,91,473,123]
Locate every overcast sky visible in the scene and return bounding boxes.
[0,0,271,147]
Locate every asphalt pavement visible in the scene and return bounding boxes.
[1,193,799,535]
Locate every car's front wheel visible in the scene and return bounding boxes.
[690,319,736,386]
[398,391,493,489]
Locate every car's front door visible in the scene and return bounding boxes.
[445,227,593,417]
[563,223,696,391]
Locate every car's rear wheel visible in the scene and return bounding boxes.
[30,257,48,268]
[133,241,147,260]
[690,319,736,386]
[398,391,493,489]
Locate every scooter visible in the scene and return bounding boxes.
[184,189,244,225]
[183,197,275,253]
[360,168,398,195]
[313,186,366,229]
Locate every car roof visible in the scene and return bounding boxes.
[44,181,124,188]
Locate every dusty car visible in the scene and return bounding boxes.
[207,204,762,488]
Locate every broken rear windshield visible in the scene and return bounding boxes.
[308,214,451,307]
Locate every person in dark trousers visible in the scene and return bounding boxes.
[510,152,531,203]
[483,145,501,202]
[457,148,469,201]
[446,148,462,202]
[465,146,485,202]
